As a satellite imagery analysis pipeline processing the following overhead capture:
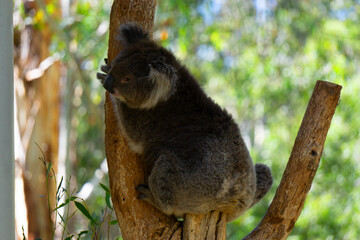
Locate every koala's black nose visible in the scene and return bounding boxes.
[103,74,115,94]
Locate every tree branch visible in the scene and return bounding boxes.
[243,80,342,240]
[183,211,226,240]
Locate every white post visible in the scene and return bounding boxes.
[0,0,15,239]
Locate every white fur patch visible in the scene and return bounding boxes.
[116,115,143,155]
[139,69,173,109]
[113,89,127,103]
[128,141,144,155]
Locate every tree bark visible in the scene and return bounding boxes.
[183,212,227,240]
[105,1,226,239]
[243,80,342,240]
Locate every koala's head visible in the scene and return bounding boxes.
[102,23,178,109]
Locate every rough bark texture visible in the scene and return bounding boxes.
[243,80,342,240]
[105,1,226,239]
[183,212,227,240]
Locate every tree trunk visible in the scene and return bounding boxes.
[14,0,61,239]
[243,81,342,239]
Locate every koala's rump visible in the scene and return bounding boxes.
[148,133,256,214]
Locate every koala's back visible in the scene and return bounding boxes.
[118,64,246,160]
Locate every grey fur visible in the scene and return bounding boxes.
[97,23,273,222]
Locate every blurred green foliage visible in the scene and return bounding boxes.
[15,0,360,239]
[156,1,360,239]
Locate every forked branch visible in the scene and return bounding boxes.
[243,81,342,239]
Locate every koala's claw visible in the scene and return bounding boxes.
[104,58,108,65]
[101,64,111,74]
[96,72,107,84]
[97,63,110,84]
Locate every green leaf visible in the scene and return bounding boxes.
[74,201,97,225]
[105,192,112,209]
[65,235,74,240]
[53,202,68,211]
[77,230,88,240]
[53,196,78,211]
[56,176,63,196]
[46,162,52,177]
[58,212,65,223]
[99,183,110,193]
[110,220,118,225]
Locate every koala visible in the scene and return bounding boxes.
[97,23,272,222]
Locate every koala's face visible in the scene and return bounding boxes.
[106,48,154,108]
[98,23,177,109]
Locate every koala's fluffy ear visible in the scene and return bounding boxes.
[118,23,149,44]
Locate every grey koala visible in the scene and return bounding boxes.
[97,23,272,222]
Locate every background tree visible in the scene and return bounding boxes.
[14,0,61,238]
[13,0,109,238]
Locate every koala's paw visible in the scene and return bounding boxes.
[136,184,155,204]
[96,58,111,84]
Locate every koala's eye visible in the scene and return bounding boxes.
[121,74,134,84]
